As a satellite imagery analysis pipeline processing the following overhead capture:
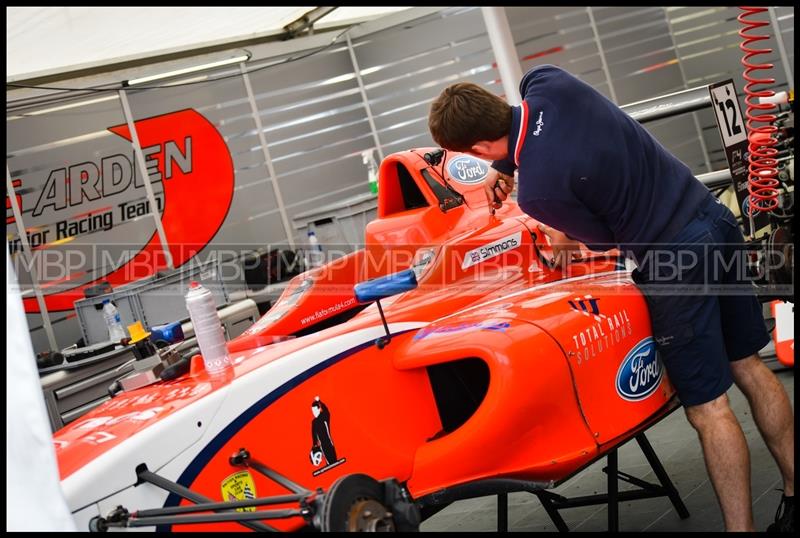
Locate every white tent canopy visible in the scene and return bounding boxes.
[6,6,411,82]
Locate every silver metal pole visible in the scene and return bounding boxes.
[697,168,732,187]
[6,165,58,350]
[481,7,524,105]
[768,7,794,90]
[240,63,296,249]
[621,84,711,123]
[664,9,713,173]
[587,7,619,104]
[345,32,385,161]
[118,89,174,269]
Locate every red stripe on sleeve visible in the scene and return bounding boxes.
[514,101,529,166]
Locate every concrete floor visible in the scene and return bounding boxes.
[421,364,794,532]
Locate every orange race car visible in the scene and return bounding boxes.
[54,148,686,532]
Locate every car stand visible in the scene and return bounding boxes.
[415,431,689,532]
[415,402,690,532]
[530,432,690,532]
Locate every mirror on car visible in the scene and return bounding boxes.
[353,269,418,304]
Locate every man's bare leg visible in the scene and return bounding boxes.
[685,393,754,531]
[730,354,794,496]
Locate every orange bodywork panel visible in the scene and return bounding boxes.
[394,319,597,496]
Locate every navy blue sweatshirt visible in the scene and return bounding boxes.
[491,65,709,257]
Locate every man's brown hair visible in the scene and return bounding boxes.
[428,82,513,151]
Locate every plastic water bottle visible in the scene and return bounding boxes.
[362,149,379,195]
[185,282,231,374]
[305,230,325,269]
[368,166,378,195]
[102,299,126,342]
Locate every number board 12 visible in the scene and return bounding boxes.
[708,79,768,237]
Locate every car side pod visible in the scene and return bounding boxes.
[354,269,418,349]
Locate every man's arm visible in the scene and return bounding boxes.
[491,158,517,177]
[523,197,617,252]
[536,223,583,271]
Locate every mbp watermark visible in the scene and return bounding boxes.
[625,241,793,297]
[6,239,792,300]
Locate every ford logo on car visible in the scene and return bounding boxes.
[616,337,663,401]
[447,156,490,185]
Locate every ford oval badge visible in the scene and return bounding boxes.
[447,156,490,185]
[616,337,663,401]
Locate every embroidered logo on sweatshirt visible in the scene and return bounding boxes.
[533,111,544,136]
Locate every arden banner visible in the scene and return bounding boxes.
[9,109,235,313]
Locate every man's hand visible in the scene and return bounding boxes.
[538,223,582,271]
[484,169,515,210]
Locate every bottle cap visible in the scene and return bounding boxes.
[127,320,151,343]
[190,281,200,288]
[102,299,110,304]
[307,230,315,236]
[189,354,206,376]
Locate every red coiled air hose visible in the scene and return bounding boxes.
[738,6,780,214]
